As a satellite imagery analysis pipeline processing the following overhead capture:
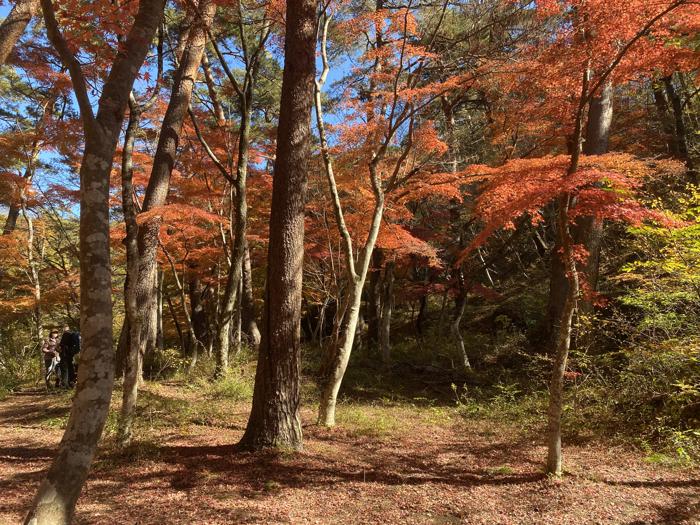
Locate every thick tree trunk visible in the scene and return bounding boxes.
[24,0,165,521]
[0,0,39,65]
[379,261,394,366]
[238,0,316,450]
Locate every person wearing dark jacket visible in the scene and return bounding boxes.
[58,325,80,387]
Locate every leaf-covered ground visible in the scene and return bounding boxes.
[0,382,698,524]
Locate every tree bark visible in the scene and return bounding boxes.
[0,0,39,65]
[366,250,384,347]
[241,239,261,348]
[546,194,579,477]
[24,0,165,521]
[544,81,612,347]
[663,75,697,184]
[118,0,215,445]
[379,260,394,366]
[238,0,316,450]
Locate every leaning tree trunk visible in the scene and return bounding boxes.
[118,0,215,445]
[317,164,385,427]
[24,0,165,521]
[0,0,39,65]
[238,0,316,450]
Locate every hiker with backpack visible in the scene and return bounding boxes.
[59,325,80,388]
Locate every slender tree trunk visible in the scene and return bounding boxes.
[0,0,39,65]
[241,239,261,348]
[188,273,209,355]
[317,164,385,426]
[3,97,53,235]
[25,0,165,521]
[118,99,145,446]
[366,250,383,347]
[115,319,128,379]
[451,282,470,372]
[545,82,613,347]
[313,10,388,426]
[214,65,256,377]
[118,0,214,443]
[238,0,316,450]
[379,261,394,366]
[663,75,697,184]
[546,195,579,476]
[157,270,164,351]
[166,294,187,355]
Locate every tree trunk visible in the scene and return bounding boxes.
[546,195,579,477]
[544,81,612,347]
[451,283,470,372]
[241,240,261,348]
[188,273,209,354]
[117,98,145,445]
[663,75,697,184]
[366,250,384,347]
[317,162,385,427]
[119,0,215,443]
[238,0,316,450]
[0,0,39,65]
[24,0,165,521]
[379,261,394,366]
[115,319,128,379]
[156,270,164,352]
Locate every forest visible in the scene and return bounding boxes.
[0,0,699,523]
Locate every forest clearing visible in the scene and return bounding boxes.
[1,0,700,522]
[1,367,699,525]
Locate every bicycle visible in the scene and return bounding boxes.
[44,354,61,392]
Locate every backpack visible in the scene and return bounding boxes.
[62,331,81,357]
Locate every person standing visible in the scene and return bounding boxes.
[59,325,80,387]
[41,330,60,388]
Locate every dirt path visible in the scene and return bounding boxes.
[0,386,698,524]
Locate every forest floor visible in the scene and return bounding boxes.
[0,377,698,525]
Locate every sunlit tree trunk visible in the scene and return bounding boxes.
[24,0,165,521]
[238,0,316,450]
[0,0,39,65]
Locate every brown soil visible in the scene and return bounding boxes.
[1,384,698,524]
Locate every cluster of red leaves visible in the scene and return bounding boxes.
[457,154,685,264]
